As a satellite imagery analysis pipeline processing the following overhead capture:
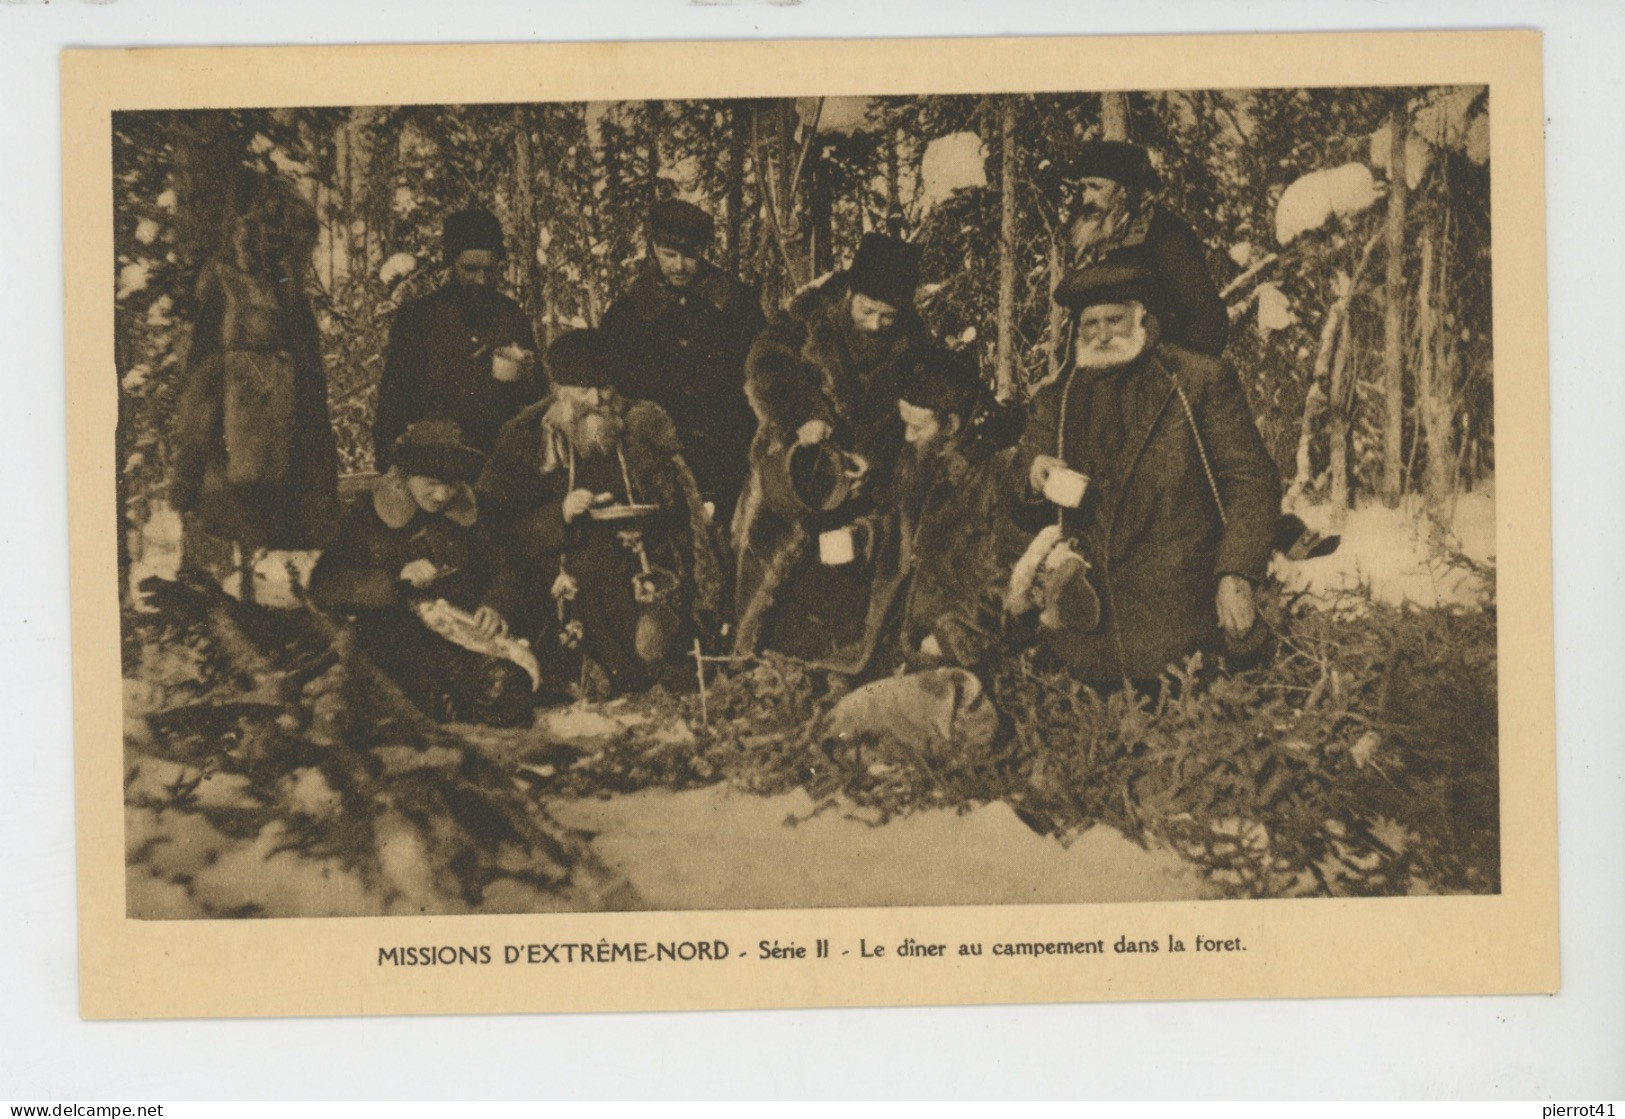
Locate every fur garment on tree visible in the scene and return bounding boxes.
[730,273,931,657]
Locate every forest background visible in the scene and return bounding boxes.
[112,86,1492,547]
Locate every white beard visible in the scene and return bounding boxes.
[1074,312,1150,371]
[545,396,623,459]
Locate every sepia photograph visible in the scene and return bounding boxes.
[65,32,1555,1018]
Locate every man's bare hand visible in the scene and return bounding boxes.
[1029,454,1065,495]
[562,489,611,523]
[1216,574,1257,639]
[399,558,441,589]
[471,605,510,641]
[796,419,832,446]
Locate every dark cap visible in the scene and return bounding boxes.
[443,208,506,266]
[546,329,619,390]
[1060,141,1161,192]
[899,347,983,424]
[846,233,923,310]
[392,419,488,483]
[1054,261,1162,313]
[649,199,715,257]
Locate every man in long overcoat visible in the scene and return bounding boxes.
[1056,141,1230,358]
[1012,262,1280,687]
[477,329,725,696]
[731,232,931,658]
[373,208,541,468]
[600,199,764,528]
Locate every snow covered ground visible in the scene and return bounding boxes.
[1279,483,1495,612]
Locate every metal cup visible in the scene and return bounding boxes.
[492,344,529,382]
[819,527,856,566]
[1042,467,1089,508]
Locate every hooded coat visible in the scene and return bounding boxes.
[373,282,541,469]
[730,273,932,657]
[599,259,764,525]
[169,259,342,551]
[1013,327,1280,683]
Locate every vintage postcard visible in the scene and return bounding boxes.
[65,31,1555,1019]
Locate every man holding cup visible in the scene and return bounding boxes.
[1013,261,1280,688]
[374,207,541,470]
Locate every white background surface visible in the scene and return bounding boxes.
[2,0,1621,1100]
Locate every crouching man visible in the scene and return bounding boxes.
[1011,261,1280,691]
[817,347,1025,679]
[309,420,536,727]
[477,329,725,696]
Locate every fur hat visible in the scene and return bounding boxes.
[1054,260,1162,314]
[1060,141,1161,192]
[649,199,715,257]
[846,233,923,309]
[390,419,487,484]
[899,347,983,425]
[546,329,619,390]
[443,208,506,266]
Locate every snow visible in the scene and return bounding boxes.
[116,260,151,299]
[218,548,321,608]
[1277,485,1495,612]
[1367,123,1433,191]
[126,498,184,609]
[121,364,152,393]
[816,95,873,135]
[134,217,160,244]
[1273,162,1380,245]
[1228,240,1255,268]
[918,131,987,212]
[548,784,1214,910]
[1254,281,1296,335]
[378,251,418,285]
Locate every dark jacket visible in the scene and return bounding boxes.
[1013,335,1280,682]
[600,260,764,523]
[309,470,521,624]
[373,283,541,468]
[1074,204,1229,358]
[731,274,932,656]
[169,259,341,551]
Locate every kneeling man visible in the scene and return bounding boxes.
[1012,262,1280,689]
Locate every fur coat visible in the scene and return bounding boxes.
[730,273,931,656]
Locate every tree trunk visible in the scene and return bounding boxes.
[1417,232,1456,516]
[1327,311,1353,524]
[1100,92,1130,141]
[1380,97,1410,506]
[726,101,748,278]
[995,96,1019,400]
[1045,234,1068,386]
[645,100,664,208]
[511,105,544,326]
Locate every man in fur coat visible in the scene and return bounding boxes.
[731,232,932,658]
[1012,261,1280,689]
[814,348,1027,680]
[1056,141,1229,358]
[373,208,541,468]
[477,329,725,695]
[600,199,764,528]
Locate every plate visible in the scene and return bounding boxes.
[588,502,659,522]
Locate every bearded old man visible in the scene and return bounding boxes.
[731,232,931,658]
[1057,141,1229,359]
[373,207,541,469]
[599,199,764,528]
[477,329,724,696]
[1012,261,1280,688]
